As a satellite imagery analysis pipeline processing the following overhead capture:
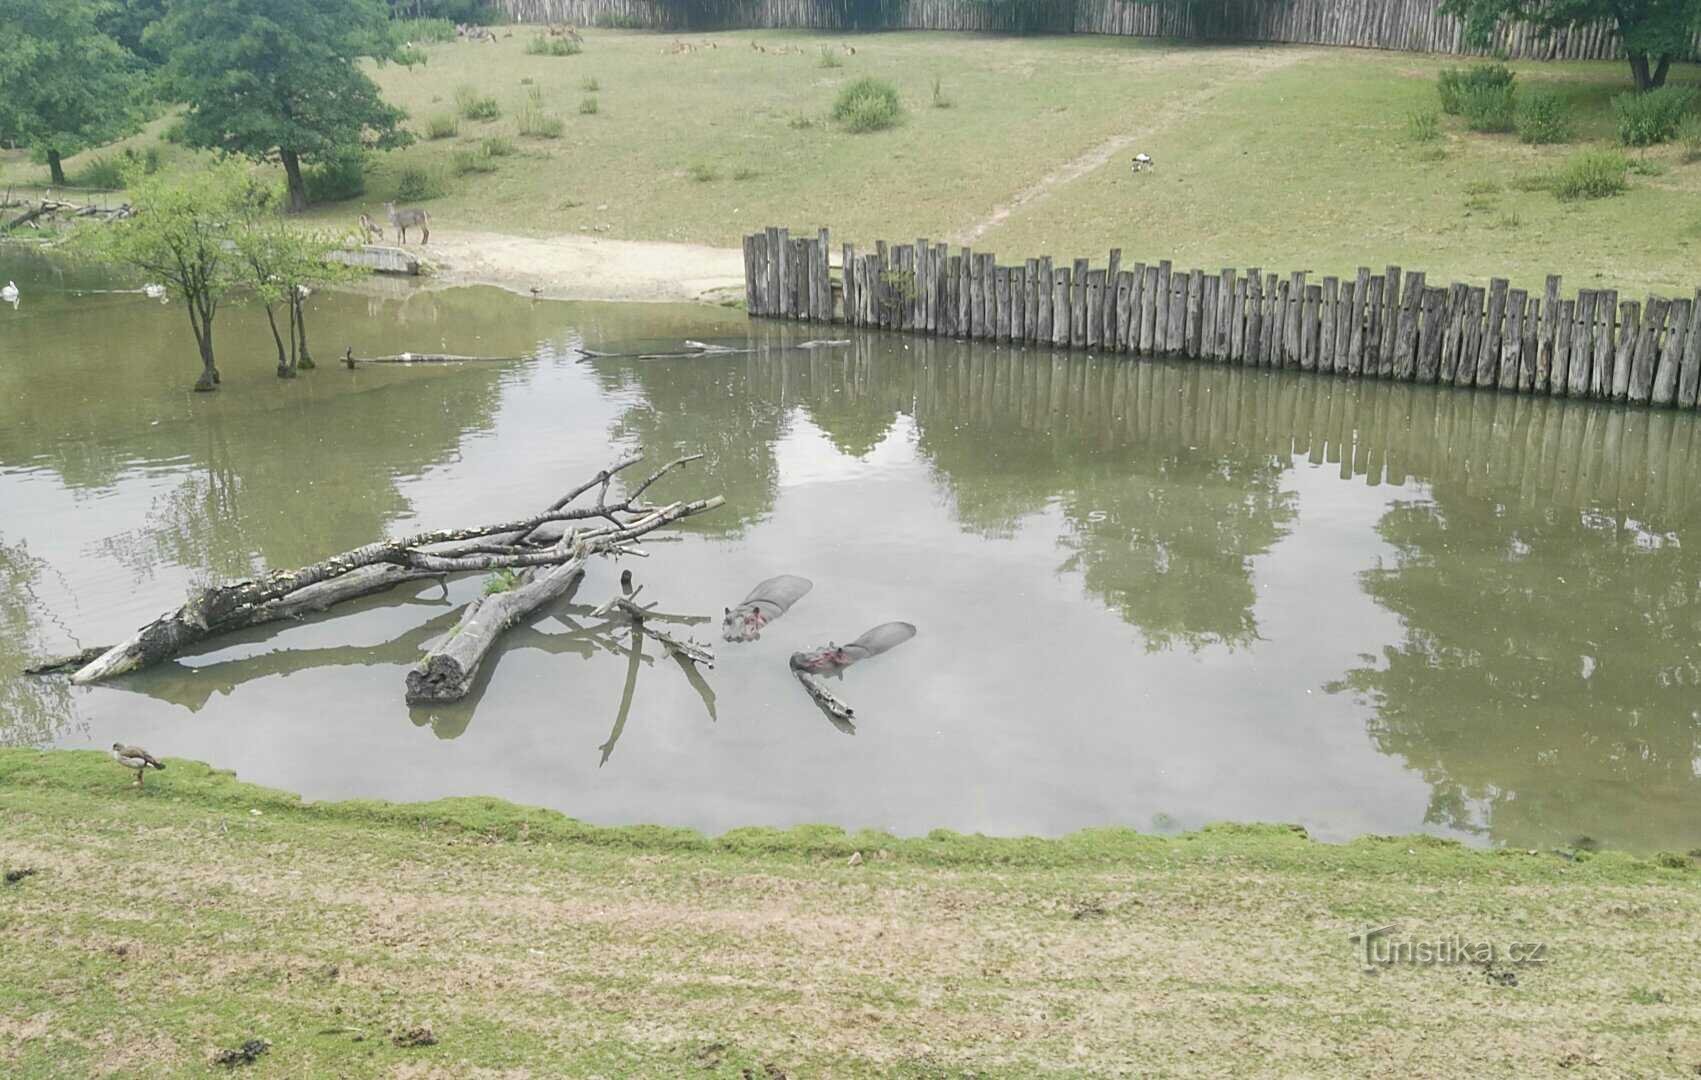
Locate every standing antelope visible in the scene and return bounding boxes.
[385,202,430,245]
[358,213,384,242]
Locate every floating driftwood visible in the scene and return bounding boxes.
[343,348,524,367]
[49,453,722,703]
[578,339,850,362]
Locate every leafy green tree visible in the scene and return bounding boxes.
[0,0,142,185]
[1440,0,1701,90]
[150,0,412,212]
[233,208,360,378]
[78,163,252,391]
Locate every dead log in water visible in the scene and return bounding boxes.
[67,453,717,686]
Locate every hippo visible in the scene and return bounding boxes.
[722,574,813,642]
[789,622,916,676]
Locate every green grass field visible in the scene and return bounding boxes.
[5,31,1701,295]
[2,749,1701,1076]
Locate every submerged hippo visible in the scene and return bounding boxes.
[789,622,916,676]
[723,574,813,642]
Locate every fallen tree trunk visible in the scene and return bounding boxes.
[346,352,524,366]
[402,494,721,703]
[69,453,710,685]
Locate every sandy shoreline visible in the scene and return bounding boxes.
[411,228,747,305]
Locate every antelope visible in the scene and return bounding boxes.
[358,213,384,242]
[384,202,430,245]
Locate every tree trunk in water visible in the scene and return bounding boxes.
[265,306,293,378]
[280,150,308,214]
[46,149,66,186]
[292,294,315,369]
[188,306,220,392]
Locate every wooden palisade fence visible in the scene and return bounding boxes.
[743,226,1701,408]
[498,0,1701,63]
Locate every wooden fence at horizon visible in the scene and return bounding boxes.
[496,0,1701,63]
[743,226,1701,409]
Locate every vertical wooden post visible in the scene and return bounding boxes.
[1217,269,1236,361]
[1246,271,1265,367]
[1499,288,1526,391]
[1537,275,1561,393]
[1085,270,1103,349]
[1552,298,1574,395]
[1200,273,1219,360]
[1010,265,1026,343]
[1591,289,1618,398]
[1679,291,1701,408]
[1187,269,1205,357]
[1071,260,1089,346]
[1153,260,1172,355]
[1520,298,1539,393]
[1262,273,1281,367]
[1271,279,1292,368]
[1628,296,1668,404]
[1346,268,1370,375]
[1652,298,1689,407]
[1393,271,1424,380]
[1139,265,1160,354]
[1417,286,1445,383]
[1115,271,1134,353]
[1024,258,1040,344]
[1230,276,1247,364]
[1379,266,1402,376]
[742,234,758,314]
[1567,290,1595,397]
[775,228,791,317]
[1104,249,1122,345]
[818,228,833,322]
[1169,270,1189,356]
[1476,278,1507,387]
[1037,256,1053,345]
[1053,267,1071,348]
[1454,286,1484,389]
[1612,301,1639,402]
[1301,285,1322,371]
[1363,276,1385,378]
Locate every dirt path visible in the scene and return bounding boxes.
[418,228,747,304]
[953,46,1321,245]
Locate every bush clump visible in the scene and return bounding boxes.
[1438,64,1514,116]
[452,146,498,175]
[425,113,459,140]
[831,77,903,133]
[1406,108,1440,142]
[397,17,455,43]
[526,36,581,57]
[455,85,501,121]
[1550,149,1629,201]
[395,165,445,202]
[1679,113,1701,162]
[73,155,126,189]
[302,151,366,203]
[579,95,599,115]
[1460,84,1516,133]
[1614,86,1698,146]
[517,108,564,138]
[1516,90,1573,144]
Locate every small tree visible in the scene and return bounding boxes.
[0,0,142,186]
[233,207,359,378]
[150,0,413,213]
[1440,0,1701,91]
[79,164,250,392]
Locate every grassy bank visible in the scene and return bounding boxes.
[6,32,1701,295]
[1,749,1699,1076]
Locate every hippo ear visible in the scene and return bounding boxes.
[724,606,731,615]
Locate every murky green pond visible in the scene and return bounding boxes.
[4,248,1699,851]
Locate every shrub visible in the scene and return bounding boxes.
[1516,90,1573,144]
[1460,84,1516,133]
[932,74,952,109]
[1551,149,1628,201]
[74,155,126,189]
[455,84,501,121]
[481,135,515,157]
[1628,156,1667,177]
[1680,113,1701,162]
[580,76,600,92]
[452,146,499,175]
[395,164,446,201]
[818,45,843,68]
[517,108,564,138]
[425,113,459,139]
[1463,178,1500,196]
[579,94,599,115]
[1438,63,1514,115]
[526,36,581,57]
[831,77,903,133]
[397,17,456,43]
[1406,108,1440,142]
[1509,171,1552,192]
[302,150,366,203]
[1614,86,1698,146]
[687,162,719,182]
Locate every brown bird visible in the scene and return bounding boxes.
[111,743,165,787]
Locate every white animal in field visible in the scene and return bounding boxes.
[1,281,18,305]
[1131,153,1153,172]
[142,283,166,299]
